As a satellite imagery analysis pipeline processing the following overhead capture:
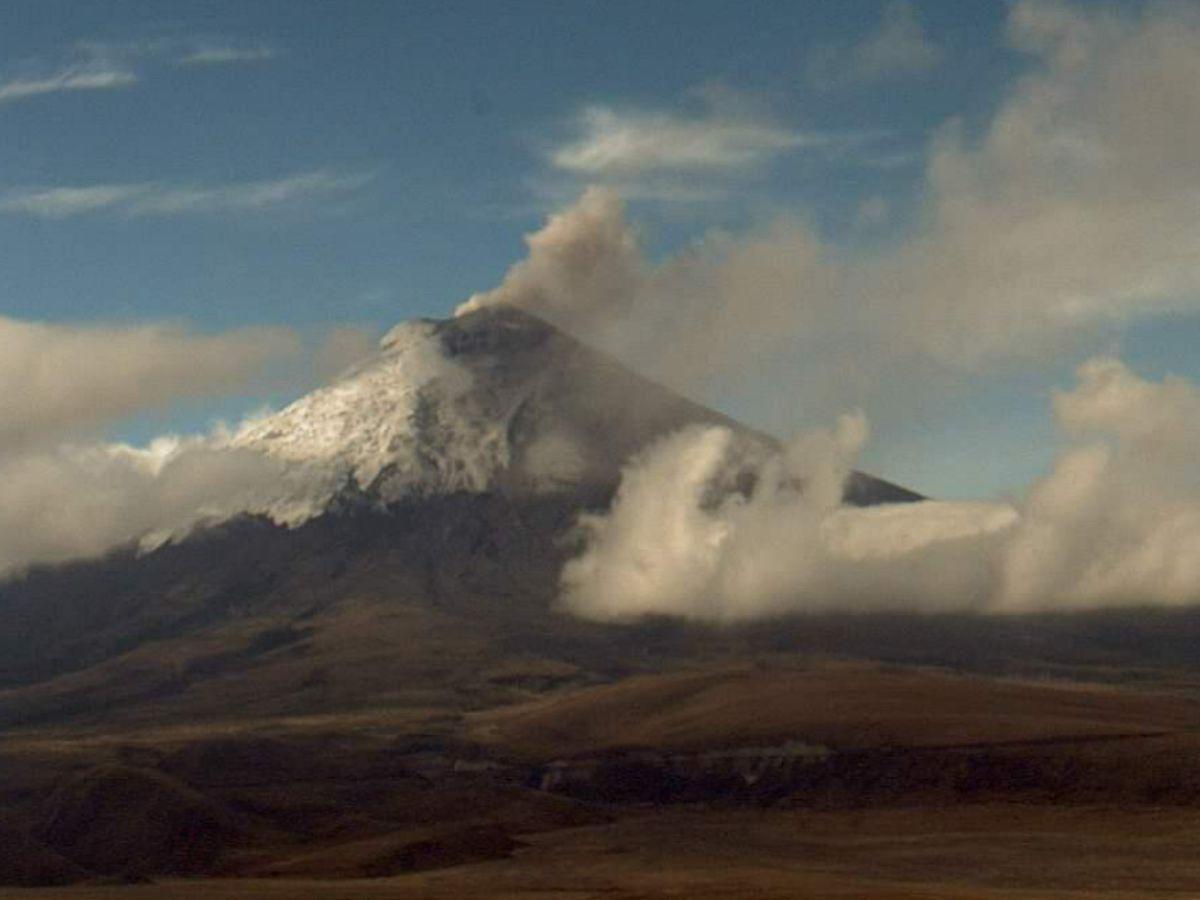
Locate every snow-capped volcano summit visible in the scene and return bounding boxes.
[234,305,920,510]
[234,316,495,501]
[234,305,751,503]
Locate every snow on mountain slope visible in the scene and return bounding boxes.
[235,307,715,504]
[233,305,921,515]
[234,319,508,501]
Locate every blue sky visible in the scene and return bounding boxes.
[1,0,1195,501]
[0,0,1014,327]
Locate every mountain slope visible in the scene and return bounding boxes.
[234,306,921,506]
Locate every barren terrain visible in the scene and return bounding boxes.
[4,661,1200,896]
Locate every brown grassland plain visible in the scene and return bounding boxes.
[4,662,1200,898]
[3,805,1200,899]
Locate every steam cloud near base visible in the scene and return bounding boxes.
[561,359,1200,621]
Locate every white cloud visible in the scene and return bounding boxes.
[551,104,817,176]
[0,313,380,577]
[541,86,890,204]
[0,317,301,452]
[126,170,374,216]
[809,0,944,88]
[0,433,335,578]
[854,1,944,78]
[0,438,275,576]
[876,0,1200,366]
[561,360,1200,622]
[0,314,377,577]
[0,36,279,108]
[0,185,146,218]
[561,412,1008,622]
[176,43,278,66]
[0,170,374,219]
[999,359,1200,610]
[68,37,280,70]
[0,62,135,104]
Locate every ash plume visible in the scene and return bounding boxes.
[457,1,1200,422]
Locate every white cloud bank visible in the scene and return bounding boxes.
[562,359,1200,621]
[0,313,375,578]
[0,437,316,576]
[0,170,373,219]
[1001,359,1200,610]
[0,317,301,453]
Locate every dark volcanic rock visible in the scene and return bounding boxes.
[37,765,241,877]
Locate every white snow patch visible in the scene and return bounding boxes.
[234,320,509,500]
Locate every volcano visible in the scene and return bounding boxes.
[232,305,921,508]
[0,305,918,725]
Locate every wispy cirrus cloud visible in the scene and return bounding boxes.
[0,185,142,218]
[551,104,817,176]
[0,60,135,105]
[175,42,278,66]
[0,36,279,107]
[0,169,375,220]
[544,89,885,205]
[75,36,281,69]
